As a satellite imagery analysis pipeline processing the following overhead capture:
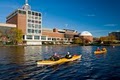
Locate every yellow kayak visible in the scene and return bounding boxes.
[94,50,107,54]
[37,55,82,65]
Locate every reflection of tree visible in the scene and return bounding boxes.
[11,47,25,64]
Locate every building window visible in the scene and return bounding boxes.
[34,36,39,40]
[39,13,41,16]
[48,38,52,40]
[28,11,31,14]
[41,36,46,40]
[32,29,34,33]
[28,29,32,33]
[32,12,34,15]
[39,25,41,28]
[35,30,39,34]
[19,10,26,14]
[28,19,31,22]
[32,20,34,23]
[35,25,39,29]
[35,13,38,16]
[28,23,32,28]
[52,38,56,41]
[27,35,32,39]
[22,11,26,14]
[39,30,41,33]
[23,35,25,39]
[32,24,34,28]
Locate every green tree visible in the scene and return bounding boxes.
[73,38,82,44]
[8,28,23,45]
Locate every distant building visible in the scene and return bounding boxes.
[42,28,79,44]
[0,23,16,33]
[109,31,120,40]
[6,0,42,45]
[80,31,93,43]
[0,23,16,44]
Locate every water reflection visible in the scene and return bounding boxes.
[0,46,120,80]
[0,46,25,64]
[24,46,43,63]
[81,46,92,54]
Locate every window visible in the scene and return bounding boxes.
[35,13,38,16]
[52,38,56,41]
[32,12,34,15]
[32,24,34,28]
[39,25,41,28]
[32,29,34,33]
[48,38,51,40]
[19,10,26,14]
[27,35,32,39]
[28,19,31,22]
[28,24,32,28]
[39,13,41,16]
[28,11,31,14]
[34,36,39,40]
[28,29,32,33]
[32,20,34,23]
[35,25,39,29]
[39,30,41,33]
[41,36,46,40]
[22,11,26,14]
[35,30,39,34]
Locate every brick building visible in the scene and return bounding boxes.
[6,0,42,45]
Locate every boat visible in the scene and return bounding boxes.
[37,55,82,65]
[94,48,107,54]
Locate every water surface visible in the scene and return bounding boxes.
[0,45,120,80]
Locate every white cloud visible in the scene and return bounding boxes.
[104,24,117,27]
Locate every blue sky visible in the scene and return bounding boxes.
[0,0,120,37]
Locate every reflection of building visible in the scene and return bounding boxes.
[109,31,120,40]
[6,0,42,45]
[80,31,93,43]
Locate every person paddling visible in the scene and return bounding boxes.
[49,53,60,61]
[65,52,72,59]
[96,47,100,51]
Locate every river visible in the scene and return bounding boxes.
[0,45,120,80]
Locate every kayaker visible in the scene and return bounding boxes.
[102,48,106,51]
[65,52,72,59]
[96,47,100,51]
[49,53,60,61]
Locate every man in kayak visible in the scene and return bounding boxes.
[49,53,60,61]
[65,52,72,59]
[101,48,106,51]
[96,47,100,51]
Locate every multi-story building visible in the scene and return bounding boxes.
[6,0,42,45]
[109,31,120,40]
